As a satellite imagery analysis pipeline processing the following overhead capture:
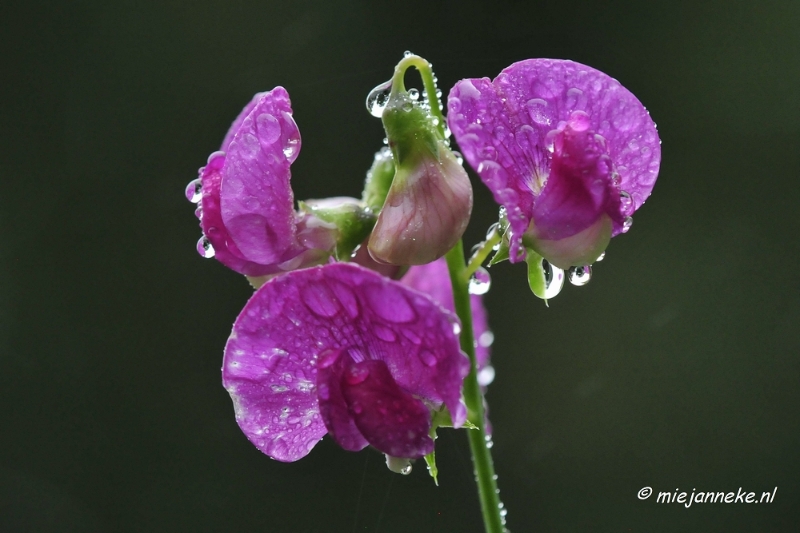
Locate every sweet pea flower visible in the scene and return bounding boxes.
[222,263,469,462]
[186,88,345,277]
[448,59,661,269]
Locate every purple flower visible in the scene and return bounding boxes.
[401,258,492,374]
[448,59,661,268]
[222,263,469,462]
[187,88,338,277]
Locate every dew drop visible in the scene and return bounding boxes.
[484,434,494,449]
[469,267,492,295]
[485,222,501,240]
[568,265,592,286]
[452,322,462,335]
[541,260,564,299]
[478,365,495,386]
[400,464,412,475]
[366,80,393,118]
[403,50,413,58]
[619,190,634,216]
[622,216,633,233]
[478,331,495,348]
[479,145,497,160]
[282,139,299,160]
[408,88,420,101]
[185,178,202,203]
[596,252,606,262]
[452,150,464,165]
[418,351,437,367]
[344,365,370,385]
[196,236,215,258]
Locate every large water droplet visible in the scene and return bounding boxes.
[366,80,393,118]
[469,267,492,295]
[568,265,592,286]
[622,216,633,233]
[185,178,202,203]
[400,464,412,475]
[283,139,299,160]
[542,260,564,299]
[196,236,215,258]
[408,88,419,101]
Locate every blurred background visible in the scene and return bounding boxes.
[2,0,798,531]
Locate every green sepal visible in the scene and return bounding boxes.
[298,201,376,261]
[382,91,442,167]
[424,442,438,486]
[488,236,510,266]
[525,248,550,304]
[362,148,395,212]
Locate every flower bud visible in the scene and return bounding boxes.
[368,87,472,265]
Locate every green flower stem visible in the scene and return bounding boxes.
[463,230,503,283]
[445,241,505,533]
[390,54,447,139]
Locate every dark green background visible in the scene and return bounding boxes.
[2,0,798,531]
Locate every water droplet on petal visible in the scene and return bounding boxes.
[185,178,202,203]
[196,236,215,258]
[367,80,393,118]
[619,190,634,216]
[283,139,299,160]
[469,267,491,295]
[418,351,437,367]
[622,216,633,233]
[452,150,464,165]
[344,365,369,385]
[568,265,592,286]
[400,464,412,475]
[542,260,564,299]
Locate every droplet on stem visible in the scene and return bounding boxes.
[469,267,492,295]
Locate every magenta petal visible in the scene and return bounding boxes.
[220,91,268,153]
[532,120,622,240]
[316,349,369,452]
[401,258,491,370]
[448,59,660,260]
[341,359,434,458]
[220,87,302,265]
[199,152,275,276]
[222,263,468,461]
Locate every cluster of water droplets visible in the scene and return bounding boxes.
[185,177,217,259]
[619,190,634,233]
